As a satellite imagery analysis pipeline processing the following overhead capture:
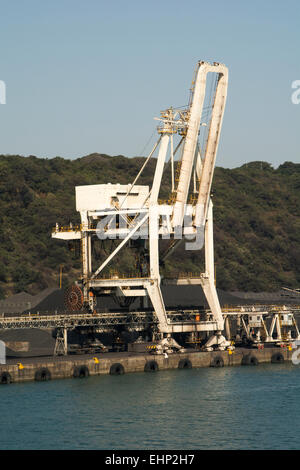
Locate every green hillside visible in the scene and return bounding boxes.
[0,154,299,298]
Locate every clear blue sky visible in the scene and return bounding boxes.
[0,0,299,168]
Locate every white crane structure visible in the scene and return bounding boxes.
[52,60,230,350]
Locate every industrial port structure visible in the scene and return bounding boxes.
[52,61,230,351]
[0,60,299,386]
[50,60,300,355]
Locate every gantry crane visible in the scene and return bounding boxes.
[52,60,230,350]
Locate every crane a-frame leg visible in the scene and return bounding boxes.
[200,200,229,349]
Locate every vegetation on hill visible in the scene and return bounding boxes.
[0,153,298,298]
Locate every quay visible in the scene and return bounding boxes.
[0,346,293,384]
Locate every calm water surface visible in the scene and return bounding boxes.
[1,363,300,450]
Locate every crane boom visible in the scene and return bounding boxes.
[195,64,228,225]
[172,61,228,228]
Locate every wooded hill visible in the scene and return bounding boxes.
[0,153,298,298]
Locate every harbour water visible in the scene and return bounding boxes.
[1,363,300,450]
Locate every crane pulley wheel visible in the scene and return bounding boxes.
[64,284,84,311]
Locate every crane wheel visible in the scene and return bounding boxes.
[0,372,11,384]
[271,352,284,364]
[109,363,125,375]
[144,360,159,372]
[64,285,84,312]
[210,355,224,368]
[35,368,51,381]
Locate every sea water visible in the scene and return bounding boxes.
[0,363,300,450]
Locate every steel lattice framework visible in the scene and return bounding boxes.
[0,306,299,331]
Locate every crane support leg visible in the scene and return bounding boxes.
[54,327,68,356]
[201,200,229,349]
[145,281,170,333]
[202,200,224,330]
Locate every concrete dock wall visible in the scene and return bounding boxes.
[0,347,293,384]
